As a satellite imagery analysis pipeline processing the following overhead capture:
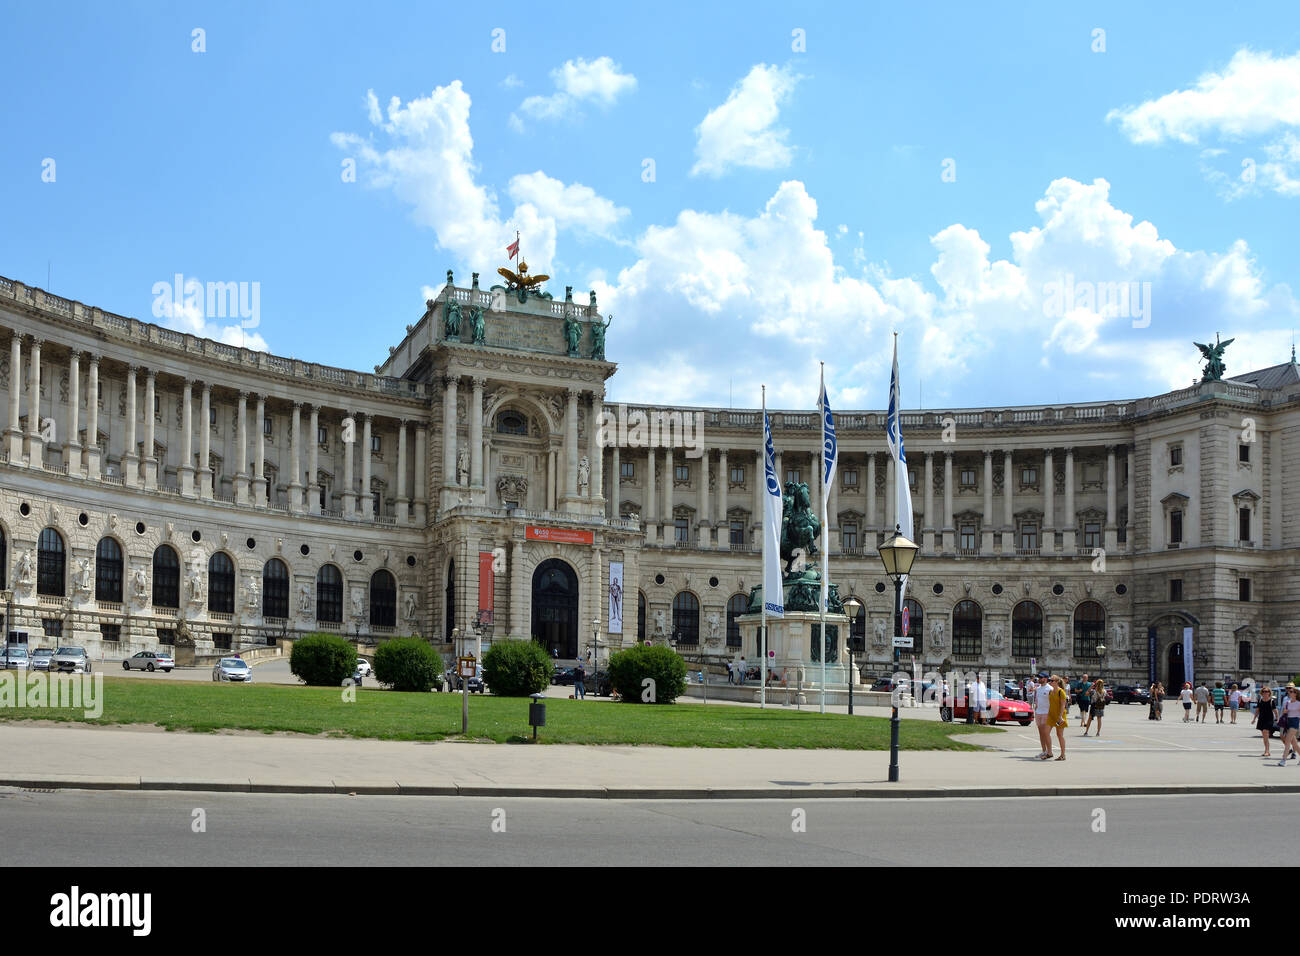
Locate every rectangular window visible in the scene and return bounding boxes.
[1239,642,1253,671]
[786,469,801,485]
[1170,579,1183,602]
[960,525,976,550]
[1021,467,1037,486]
[620,461,635,479]
[842,524,858,550]
[1083,522,1101,548]
[157,628,176,646]
[1239,578,1251,601]
[674,518,689,544]
[372,492,381,515]
[213,632,232,651]
[100,623,121,642]
[908,469,918,491]
[1238,507,1250,541]
[1170,444,1183,467]
[730,465,745,484]
[371,435,382,454]
[209,406,216,426]
[263,416,273,436]
[1170,510,1183,544]
[730,521,745,547]
[42,618,63,639]
[674,464,689,482]
[1238,444,1250,463]
[317,425,328,445]
[154,396,160,415]
[1019,523,1038,550]
[959,468,976,488]
[842,469,858,488]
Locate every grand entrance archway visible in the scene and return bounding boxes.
[532,559,579,659]
[1167,641,1185,692]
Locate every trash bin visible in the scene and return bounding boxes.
[528,693,546,740]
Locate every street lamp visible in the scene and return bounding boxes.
[1097,644,1108,684]
[877,528,919,783]
[843,596,863,715]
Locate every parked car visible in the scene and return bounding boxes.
[28,648,53,671]
[355,658,372,677]
[51,647,92,674]
[1,645,29,669]
[940,687,1034,726]
[342,667,364,687]
[212,658,252,682]
[1113,684,1150,704]
[122,651,174,673]
[447,665,484,693]
[552,667,576,686]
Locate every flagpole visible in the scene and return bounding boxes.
[819,363,828,714]
[760,385,767,710]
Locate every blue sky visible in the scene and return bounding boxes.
[3,1,1299,411]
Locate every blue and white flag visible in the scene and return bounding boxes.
[887,336,914,610]
[819,371,837,492]
[762,405,784,618]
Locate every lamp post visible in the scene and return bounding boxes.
[1097,643,1108,685]
[877,528,919,783]
[843,596,863,715]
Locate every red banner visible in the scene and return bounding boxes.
[478,552,495,622]
[525,525,594,545]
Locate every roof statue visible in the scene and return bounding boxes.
[1196,333,1234,382]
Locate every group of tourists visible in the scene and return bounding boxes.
[1256,683,1300,764]
[1032,671,1078,761]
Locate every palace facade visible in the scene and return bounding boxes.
[1,270,1296,688]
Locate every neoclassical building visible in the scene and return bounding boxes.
[1,269,1296,688]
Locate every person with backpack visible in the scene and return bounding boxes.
[1086,679,1107,736]
[1075,674,1091,722]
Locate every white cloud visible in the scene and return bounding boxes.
[500,73,523,89]
[691,63,800,178]
[154,296,270,352]
[515,56,636,125]
[507,171,628,238]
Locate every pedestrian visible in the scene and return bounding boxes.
[1276,685,1300,766]
[736,656,746,686]
[1194,681,1210,722]
[1076,673,1091,722]
[1088,679,1107,736]
[1253,687,1277,759]
[1229,684,1241,724]
[1048,675,1069,760]
[1178,682,1194,721]
[1154,682,1166,720]
[574,660,586,700]
[726,660,733,684]
[1211,681,1227,724]
[1148,682,1160,720]
[1034,671,1054,759]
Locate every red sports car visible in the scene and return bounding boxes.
[940,689,1034,726]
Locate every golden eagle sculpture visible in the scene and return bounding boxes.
[497,259,549,291]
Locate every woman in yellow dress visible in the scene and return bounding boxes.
[1047,675,1070,761]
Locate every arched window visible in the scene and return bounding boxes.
[952,600,982,658]
[495,411,528,435]
[637,591,646,643]
[672,591,700,645]
[95,537,123,603]
[444,560,456,638]
[208,552,235,614]
[1072,601,1105,659]
[370,570,396,627]
[152,545,179,608]
[1012,601,1043,659]
[726,593,748,647]
[315,565,342,622]
[263,558,289,619]
[903,598,924,655]
[37,528,65,597]
[0,526,6,591]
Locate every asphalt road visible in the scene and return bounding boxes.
[0,789,1287,866]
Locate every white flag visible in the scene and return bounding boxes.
[887,337,914,610]
[762,407,785,618]
[818,369,836,616]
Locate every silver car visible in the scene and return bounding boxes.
[50,647,92,673]
[122,651,175,673]
[212,658,252,682]
[2,645,29,669]
[28,648,53,671]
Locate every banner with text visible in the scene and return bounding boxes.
[525,525,594,545]
[478,551,495,624]
[608,562,624,633]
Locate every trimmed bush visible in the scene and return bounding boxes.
[290,632,356,687]
[374,636,442,692]
[481,639,553,697]
[607,644,687,704]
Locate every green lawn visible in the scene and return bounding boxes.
[0,676,999,749]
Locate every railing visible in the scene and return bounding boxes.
[209,612,233,622]
[96,601,123,613]
[316,620,341,631]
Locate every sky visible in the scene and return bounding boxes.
[2,1,1300,412]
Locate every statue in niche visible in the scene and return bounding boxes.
[404,592,418,621]
[563,314,581,357]
[245,575,260,610]
[74,558,93,596]
[1051,622,1065,650]
[456,447,470,485]
[132,567,149,604]
[873,618,888,648]
[444,299,461,341]
[298,582,313,614]
[470,306,486,345]
[929,619,946,651]
[16,550,34,589]
[577,455,590,494]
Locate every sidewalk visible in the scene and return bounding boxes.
[1,721,1297,799]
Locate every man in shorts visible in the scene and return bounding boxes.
[1211,681,1227,723]
[1076,673,1091,722]
[1034,671,1053,758]
[1194,681,1210,722]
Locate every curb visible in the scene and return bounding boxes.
[4,777,1300,799]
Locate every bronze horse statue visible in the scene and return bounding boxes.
[780,481,821,573]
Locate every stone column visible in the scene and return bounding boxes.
[982,449,995,553]
[442,376,458,503]
[233,391,249,503]
[609,443,621,519]
[589,390,604,507]
[942,451,954,553]
[307,406,320,515]
[252,394,266,506]
[289,403,303,513]
[663,445,674,542]
[718,449,729,549]
[199,383,212,498]
[1001,449,1014,553]
[646,447,658,543]
[341,408,356,517]
[588,548,603,656]
[413,425,427,524]
[85,354,101,479]
[886,454,895,533]
[866,453,877,530]
[752,448,763,545]
[360,414,373,519]
[510,537,526,636]
[124,365,139,488]
[65,351,80,474]
[5,335,21,463]
[564,387,579,506]
[1105,445,1118,551]
[826,452,839,555]
[142,369,157,490]
[1062,447,1076,552]
[923,451,935,554]
[1043,448,1055,552]
[470,377,484,488]
[395,419,409,524]
[27,339,43,468]
[698,450,711,547]
[180,380,195,496]
[1126,445,1135,552]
